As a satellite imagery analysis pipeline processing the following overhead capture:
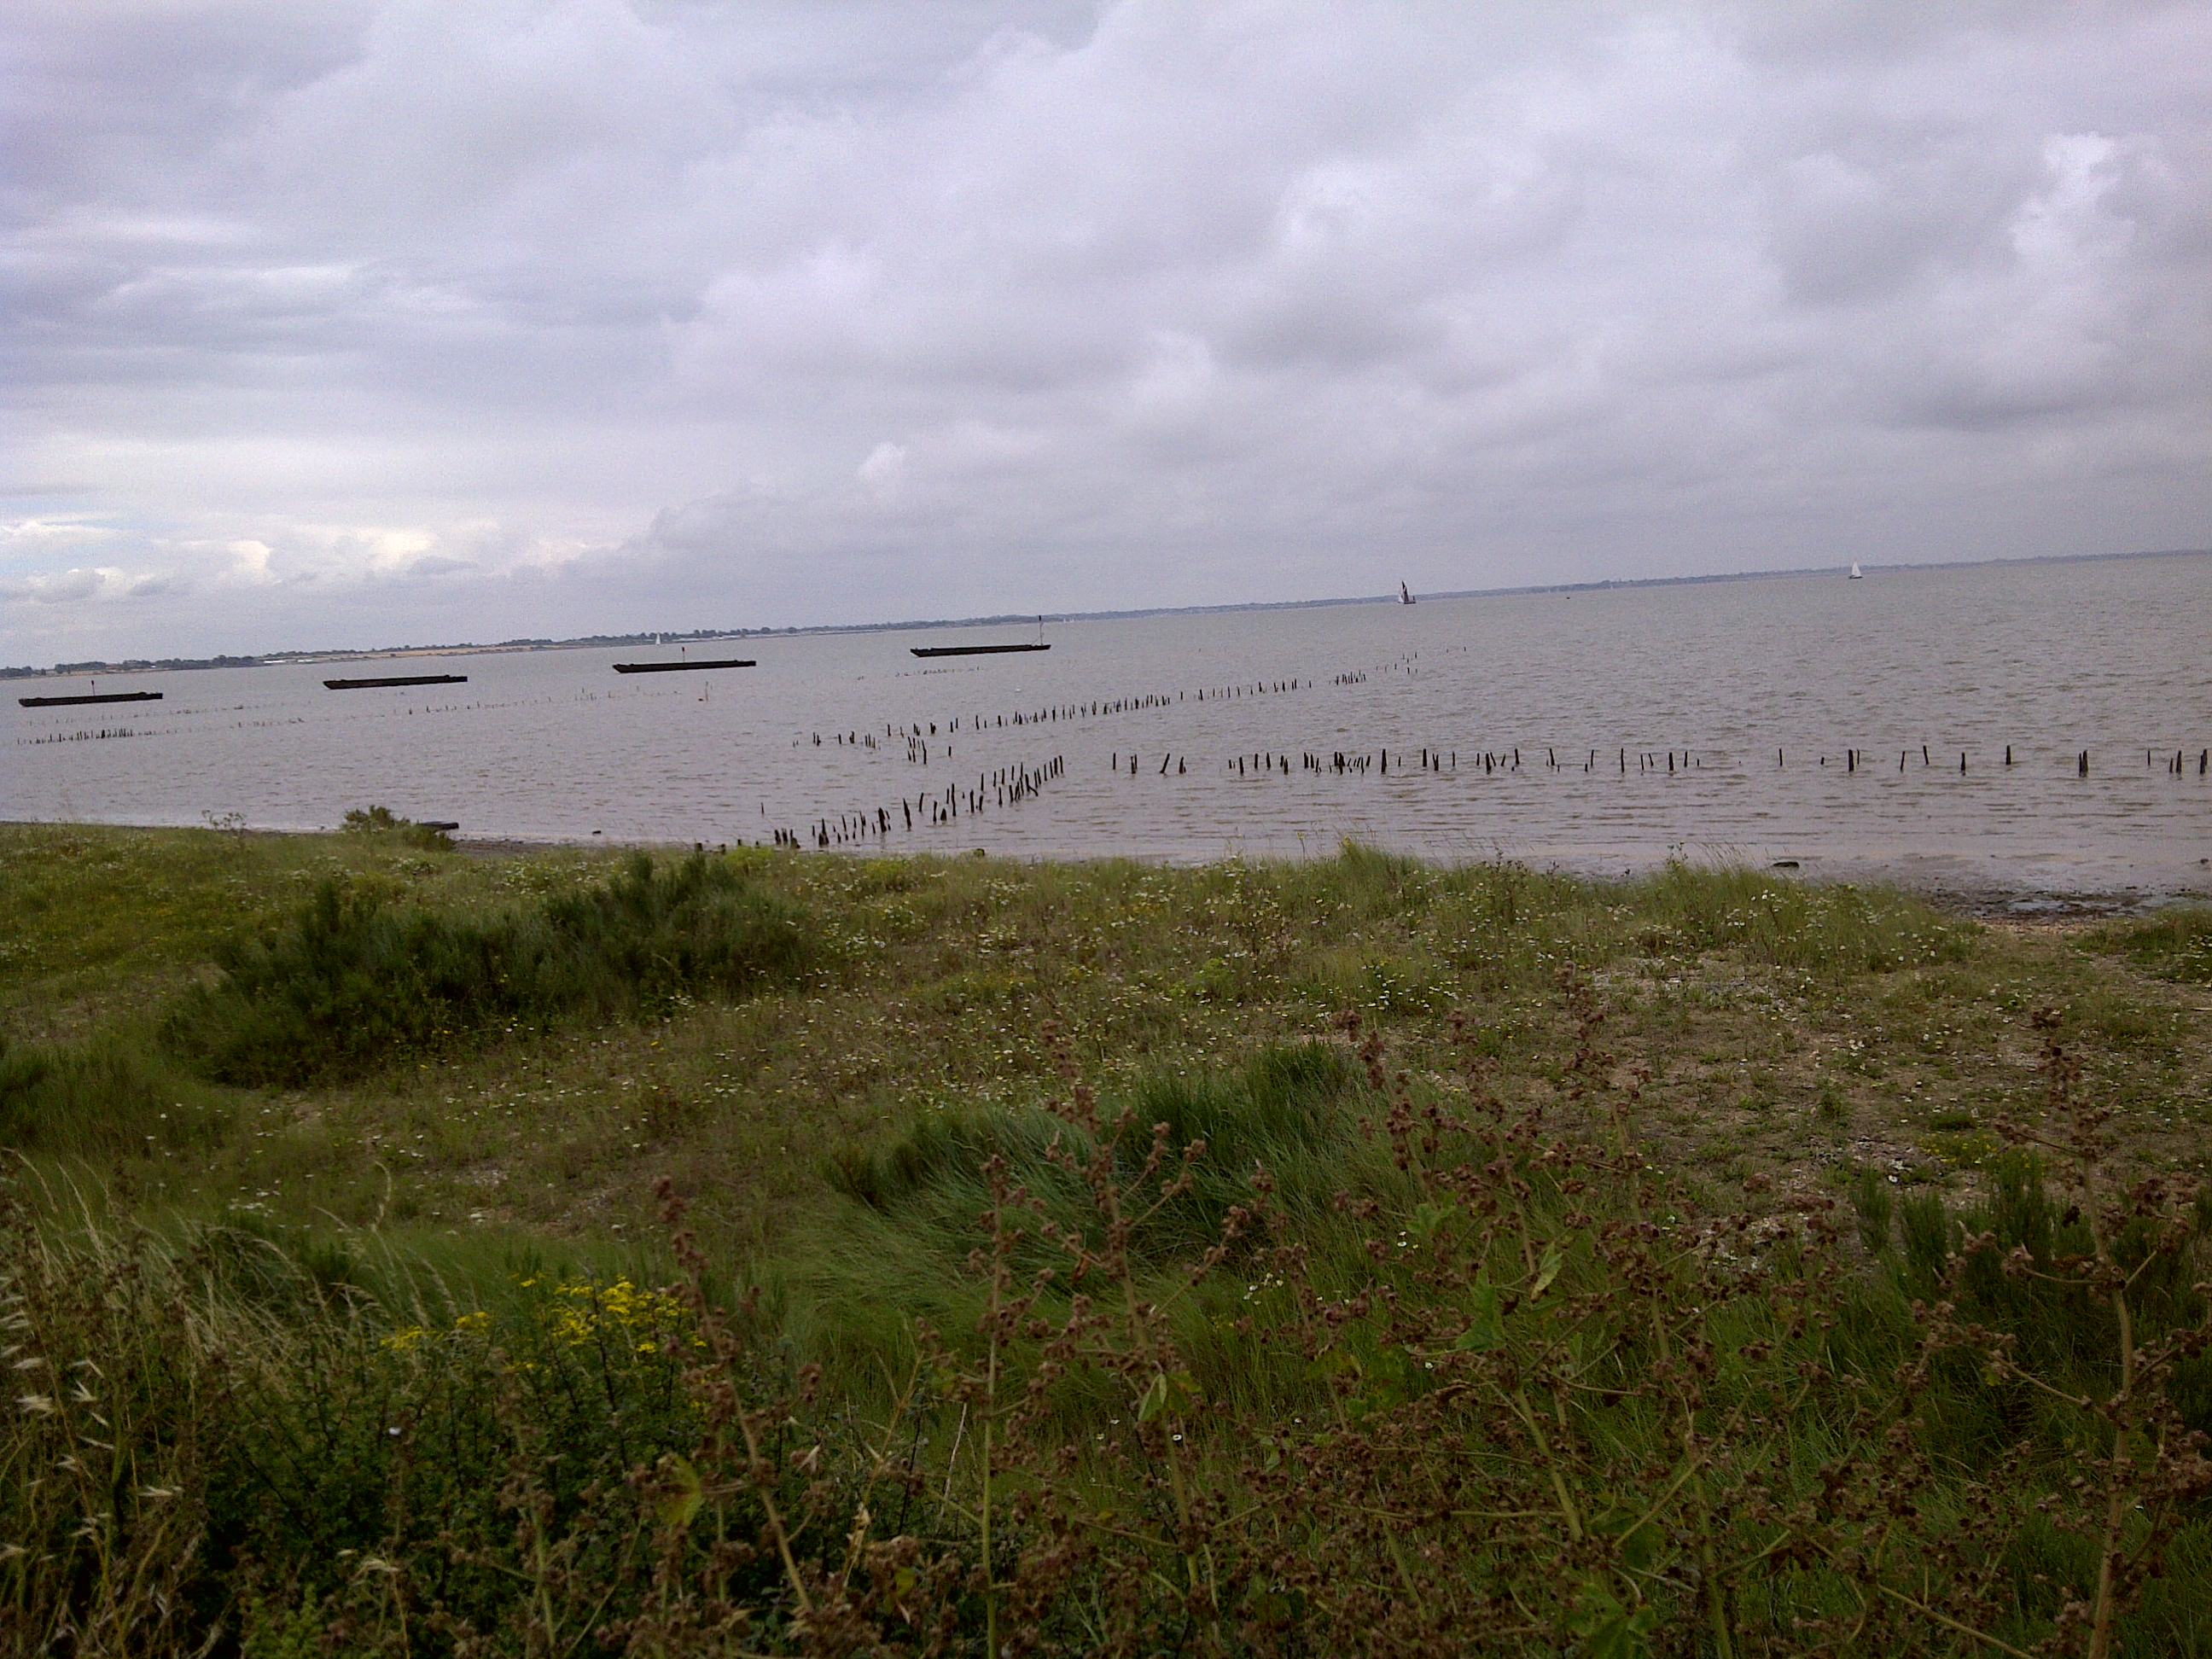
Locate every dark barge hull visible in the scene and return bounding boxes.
[909,643,1051,658]
[611,659,756,673]
[19,690,164,707]
[323,674,469,690]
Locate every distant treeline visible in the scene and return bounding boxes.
[10,655,265,678]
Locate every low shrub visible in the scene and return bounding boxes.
[538,848,811,1010]
[341,803,456,852]
[160,852,807,1086]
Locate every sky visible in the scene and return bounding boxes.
[4,1,2209,663]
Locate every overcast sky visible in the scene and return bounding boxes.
[4,1,2209,662]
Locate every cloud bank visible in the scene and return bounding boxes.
[5,0,2209,659]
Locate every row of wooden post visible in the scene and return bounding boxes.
[763,753,1066,847]
[1097,744,2209,781]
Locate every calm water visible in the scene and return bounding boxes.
[9,554,2210,897]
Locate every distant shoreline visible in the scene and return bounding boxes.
[9,544,2207,682]
[9,818,2203,919]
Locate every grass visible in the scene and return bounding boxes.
[2088,905,2212,984]
[3,821,2211,1654]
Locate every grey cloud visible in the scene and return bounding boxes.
[1760,131,2030,306]
[3,1,2208,662]
[2,567,107,604]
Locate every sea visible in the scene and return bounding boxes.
[8,552,2209,904]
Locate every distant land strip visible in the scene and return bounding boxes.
[6,545,2203,681]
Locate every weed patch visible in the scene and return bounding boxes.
[2087,905,2212,983]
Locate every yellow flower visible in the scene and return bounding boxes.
[539,1278,698,1348]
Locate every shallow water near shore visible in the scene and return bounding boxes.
[8,551,2210,898]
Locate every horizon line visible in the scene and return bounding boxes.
[15,543,2209,676]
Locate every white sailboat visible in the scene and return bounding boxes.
[1400,581,1417,605]
[1848,562,1863,580]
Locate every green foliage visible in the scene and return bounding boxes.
[1633,863,1978,974]
[0,1027,227,1158]
[1899,1185,1953,1277]
[10,996,2212,1653]
[0,1202,703,1656]
[160,853,807,1086]
[1849,1162,1894,1254]
[2087,904,2212,983]
[1867,1151,2212,1445]
[162,881,523,1085]
[824,1039,1355,1243]
[0,1029,48,1115]
[8,824,2212,1653]
[806,1042,1373,1391]
[538,850,809,1004]
[341,803,455,851]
